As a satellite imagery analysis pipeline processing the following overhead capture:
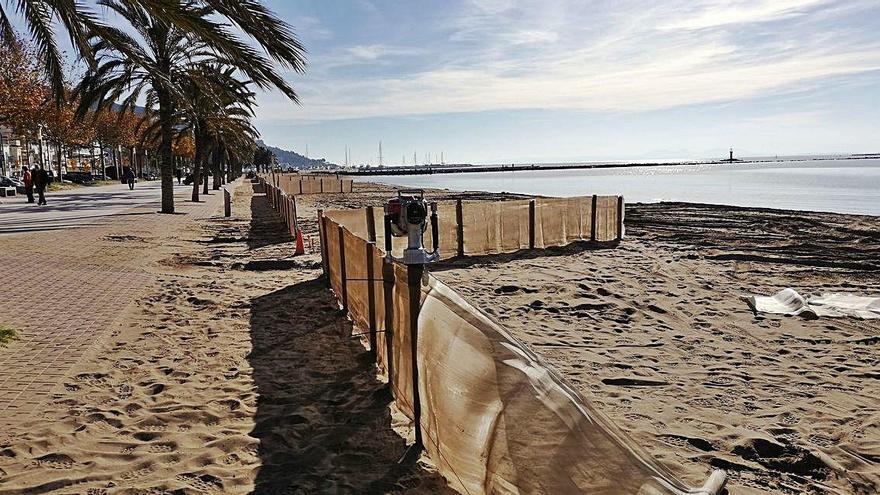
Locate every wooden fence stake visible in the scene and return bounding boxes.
[366,242,377,358]
[407,263,424,449]
[382,259,395,391]
[590,195,598,242]
[366,206,377,243]
[292,195,298,232]
[528,199,536,249]
[617,196,624,241]
[223,189,231,217]
[318,210,330,285]
[456,199,464,257]
[338,225,348,312]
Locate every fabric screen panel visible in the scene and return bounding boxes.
[325,219,343,308]
[326,208,371,239]
[302,180,320,194]
[461,201,503,255]
[417,274,721,495]
[562,196,592,243]
[535,198,567,248]
[390,262,415,420]
[343,228,370,334]
[595,196,619,242]
[500,200,532,252]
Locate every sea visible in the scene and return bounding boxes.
[363,158,880,216]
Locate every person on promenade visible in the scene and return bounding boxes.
[123,168,135,190]
[21,166,34,204]
[176,168,182,185]
[33,166,48,205]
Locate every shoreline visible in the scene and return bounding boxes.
[331,154,879,177]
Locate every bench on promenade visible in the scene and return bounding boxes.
[0,187,16,197]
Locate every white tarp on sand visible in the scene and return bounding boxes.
[747,288,880,319]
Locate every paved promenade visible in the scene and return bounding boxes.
[0,182,229,424]
[0,180,191,235]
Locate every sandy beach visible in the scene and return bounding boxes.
[1,180,876,494]
[0,183,454,494]
[434,202,880,494]
[292,183,880,494]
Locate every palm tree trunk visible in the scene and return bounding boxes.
[203,153,209,195]
[56,142,63,181]
[157,90,175,213]
[99,141,106,179]
[191,142,202,202]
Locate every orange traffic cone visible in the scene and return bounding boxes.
[294,228,305,256]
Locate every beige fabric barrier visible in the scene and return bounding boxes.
[327,195,622,261]
[417,275,724,495]
[318,196,725,495]
[273,174,354,195]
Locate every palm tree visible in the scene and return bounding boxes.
[177,62,257,203]
[5,0,305,213]
[1,0,305,103]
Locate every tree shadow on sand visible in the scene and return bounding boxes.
[247,256,454,492]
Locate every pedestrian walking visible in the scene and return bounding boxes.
[22,166,34,203]
[33,166,48,205]
[176,168,182,185]
[123,168,135,190]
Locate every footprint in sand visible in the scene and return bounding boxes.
[33,453,75,469]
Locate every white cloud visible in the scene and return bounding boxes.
[659,0,831,30]
[257,0,880,122]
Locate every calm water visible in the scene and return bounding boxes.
[364,159,880,216]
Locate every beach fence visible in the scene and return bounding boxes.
[258,177,725,495]
[265,171,354,195]
[260,177,300,238]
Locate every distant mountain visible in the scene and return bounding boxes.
[256,140,338,170]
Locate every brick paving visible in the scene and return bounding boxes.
[0,184,232,424]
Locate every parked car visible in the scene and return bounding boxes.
[0,176,26,193]
[62,171,95,184]
[140,172,158,181]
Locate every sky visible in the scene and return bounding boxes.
[9,0,880,164]
[254,0,880,165]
